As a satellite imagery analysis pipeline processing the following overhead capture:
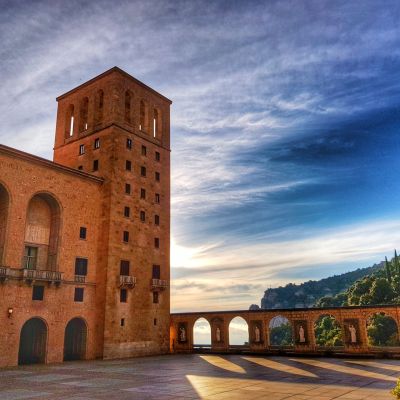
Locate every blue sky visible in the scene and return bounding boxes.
[2,0,400,312]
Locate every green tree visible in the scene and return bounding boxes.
[367,313,399,346]
[269,323,293,346]
[314,316,343,347]
[385,257,392,283]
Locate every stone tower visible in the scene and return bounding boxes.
[53,67,171,358]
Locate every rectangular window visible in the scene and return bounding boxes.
[154,318,157,325]
[124,206,130,218]
[24,246,37,270]
[126,138,132,149]
[125,183,131,194]
[120,260,130,276]
[154,238,160,248]
[140,210,146,222]
[78,165,83,170]
[120,289,128,303]
[121,318,125,327]
[79,144,85,155]
[126,160,132,171]
[154,215,160,225]
[123,231,129,243]
[74,287,84,302]
[75,258,88,276]
[140,188,146,199]
[155,193,160,204]
[152,264,160,279]
[93,159,99,171]
[155,151,160,162]
[142,145,147,156]
[32,285,44,301]
[155,172,160,182]
[94,138,100,149]
[79,227,87,239]
[141,166,146,177]
[153,292,159,304]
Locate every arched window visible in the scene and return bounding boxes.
[153,108,161,138]
[269,316,293,347]
[79,97,89,132]
[140,100,147,132]
[125,91,132,123]
[193,318,211,348]
[367,312,399,347]
[0,183,10,264]
[228,316,249,346]
[95,90,104,125]
[65,104,74,138]
[24,193,61,271]
[314,314,343,347]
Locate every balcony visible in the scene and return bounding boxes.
[74,275,86,283]
[150,278,168,291]
[119,275,137,288]
[22,269,62,285]
[0,266,22,282]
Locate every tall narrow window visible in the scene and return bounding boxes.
[74,288,84,302]
[126,138,132,149]
[155,151,160,162]
[141,166,146,177]
[125,183,131,194]
[155,172,160,182]
[152,264,160,279]
[140,210,146,222]
[125,91,132,123]
[94,138,100,149]
[126,160,132,171]
[93,160,99,171]
[142,145,147,156]
[79,227,87,240]
[120,260,130,276]
[123,231,129,243]
[153,292,159,304]
[66,104,75,138]
[75,258,88,276]
[120,289,128,303]
[124,206,130,218]
[95,89,104,125]
[154,238,160,248]
[140,100,146,131]
[153,108,159,138]
[32,285,44,301]
[140,188,146,199]
[79,144,85,155]
[79,97,89,132]
[155,193,160,204]
[154,215,160,226]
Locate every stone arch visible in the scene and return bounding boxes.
[0,181,10,264]
[24,192,62,271]
[18,317,48,365]
[314,314,343,347]
[153,107,162,139]
[228,316,249,346]
[193,317,211,348]
[139,99,148,132]
[64,317,88,361]
[366,312,400,347]
[65,104,75,138]
[124,90,133,124]
[79,97,89,132]
[269,315,293,346]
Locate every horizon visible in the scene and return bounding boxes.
[2,0,400,312]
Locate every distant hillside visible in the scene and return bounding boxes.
[259,262,384,309]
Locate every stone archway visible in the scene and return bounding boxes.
[228,316,249,346]
[18,318,47,365]
[64,318,87,361]
[193,317,211,348]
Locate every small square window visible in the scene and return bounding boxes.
[121,318,125,327]
[140,188,146,199]
[141,166,146,177]
[79,227,87,239]
[123,231,129,243]
[74,287,84,302]
[154,215,160,225]
[79,144,85,155]
[120,260,130,276]
[78,165,83,170]
[155,193,160,204]
[126,138,132,149]
[140,210,146,222]
[126,160,132,171]
[155,151,160,162]
[75,258,88,276]
[154,238,160,248]
[120,289,128,303]
[94,138,100,149]
[142,145,147,156]
[93,160,99,171]
[124,206,130,218]
[125,183,131,194]
[32,285,44,301]
[155,172,160,182]
[153,292,159,304]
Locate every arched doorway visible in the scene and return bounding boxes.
[64,318,87,361]
[193,318,211,349]
[314,314,343,347]
[228,316,249,346]
[0,183,10,264]
[18,318,47,365]
[269,316,293,347]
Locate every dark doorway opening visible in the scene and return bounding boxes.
[18,318,47,365]
[64,318,87,361]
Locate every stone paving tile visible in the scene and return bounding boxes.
[0,389,52,400]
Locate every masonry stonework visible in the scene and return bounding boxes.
[0,67,171,367]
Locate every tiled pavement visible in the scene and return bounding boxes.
[0,354,399,399]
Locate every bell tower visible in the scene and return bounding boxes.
[53,67,172,358]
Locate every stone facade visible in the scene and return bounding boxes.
[0,67,171,368]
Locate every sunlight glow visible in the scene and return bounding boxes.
[199,355,246,374]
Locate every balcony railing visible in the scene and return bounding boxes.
[74,275,86,283]
[150,278,168,290]
[120,275,137,288]
[0,266,23,281]
[22,269,62,284]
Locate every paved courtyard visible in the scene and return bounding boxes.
[0,354,399,399]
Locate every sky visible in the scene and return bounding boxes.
[2,0,400,313]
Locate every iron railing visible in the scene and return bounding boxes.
[120,275,137,287]
[151,278,168,290]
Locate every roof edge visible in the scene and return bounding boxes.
[0,144,104,184]
[56,66,172,104]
